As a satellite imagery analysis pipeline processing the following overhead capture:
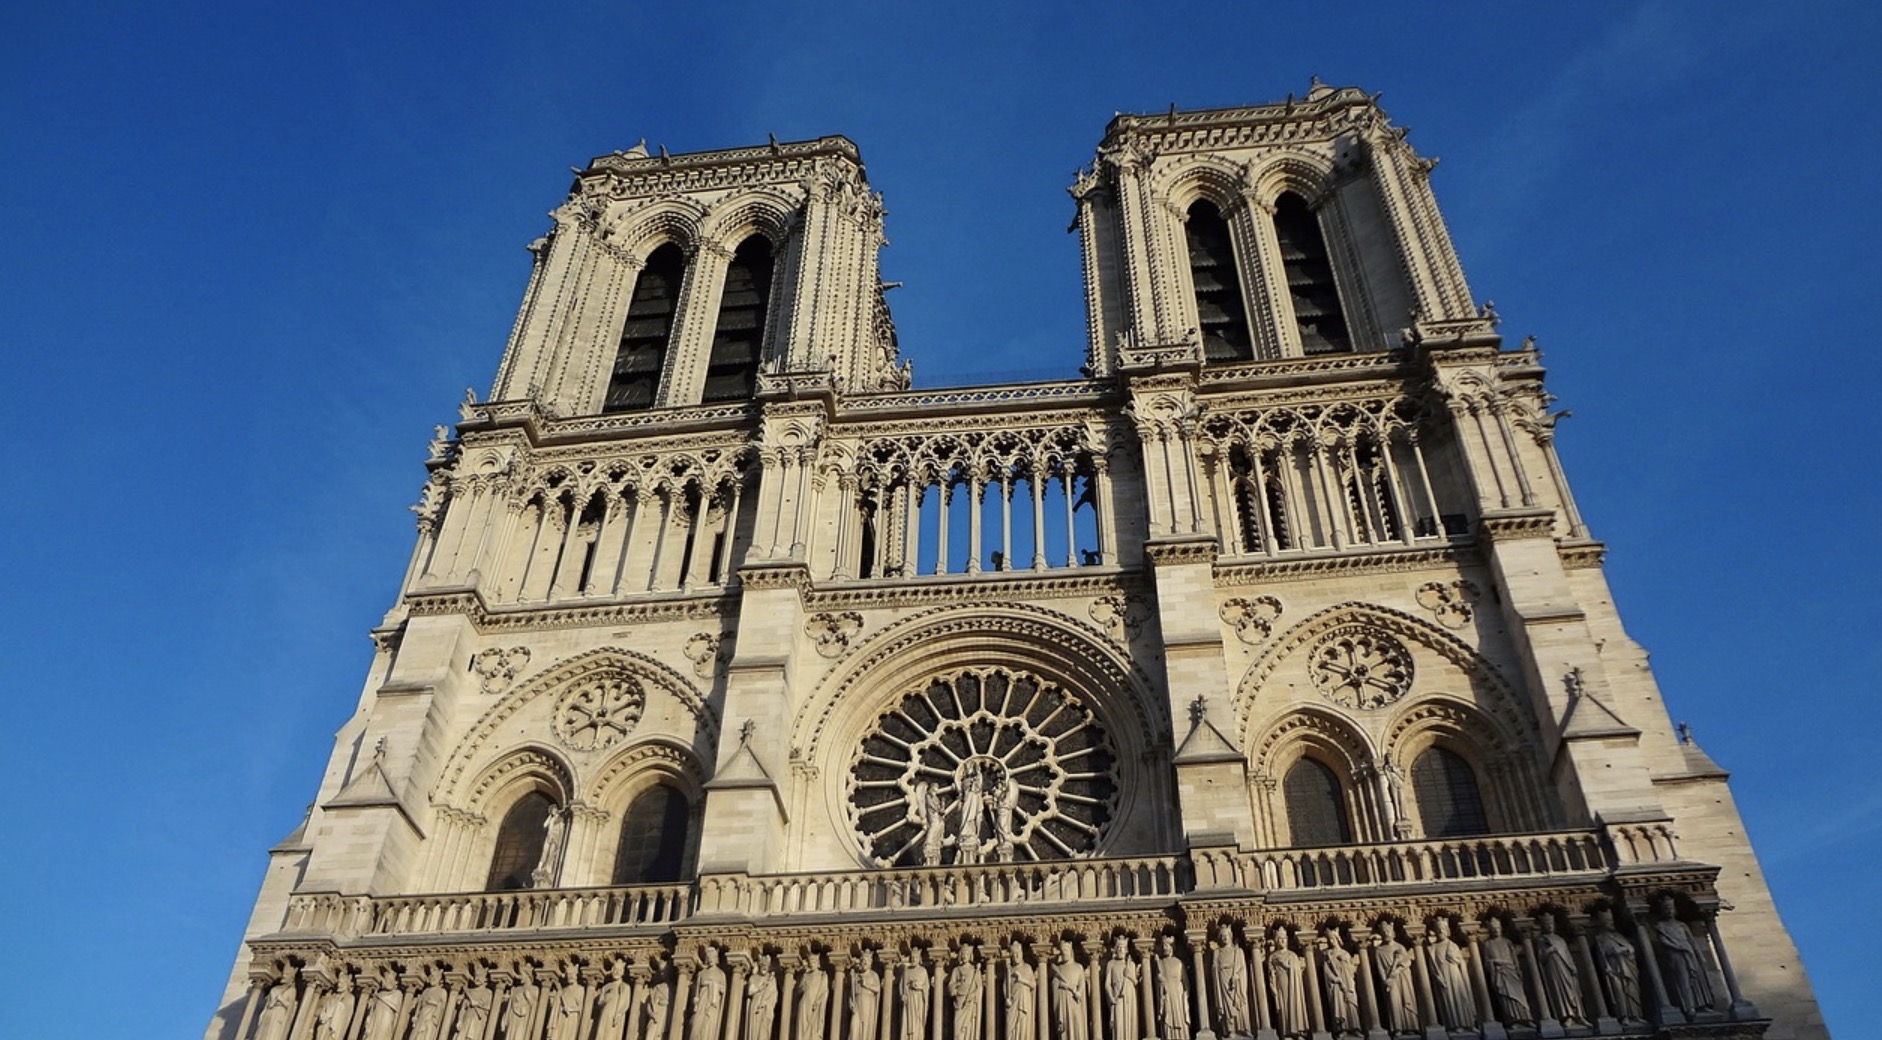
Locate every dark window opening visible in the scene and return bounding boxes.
[702,236,774,403]
[1411,747,1490,838]
[613,783,691,884]
[606,244,686,412]
[1283,757,1353,847]
[1185,201,1254,362]
[485,790,556,891]
[1272,193,1352,355]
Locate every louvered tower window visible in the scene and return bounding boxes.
[701,236,773,403]
[1282,757,1352,847]
[1410,747,1490,837]
[612,783,691,884]
[1273,192,1352,355]
[485,790,555,891]
[605,243,686,412]
[1185,200,1254,362]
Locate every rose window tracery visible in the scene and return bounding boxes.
[553,672,646,751]
[1309,628,1414,709]
[846,668,1118,867]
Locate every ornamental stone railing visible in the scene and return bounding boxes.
[283,883,692,939]
[1192,829,1616,893]
[697,854,1188,917]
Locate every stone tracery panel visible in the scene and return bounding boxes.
[846,667,1119,867]
[1308,626,1413,709]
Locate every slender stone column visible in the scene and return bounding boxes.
[1247,934,1273,1040]
[1631,915,1681,1027]
[1084,941,1103,1040]
[233,977,268,1040]
[930,957,945,1040]
[1184,936,1213,1040]
[726,962,750,1040]
[1518,930,1563,1039]
[625,967,650,1040]
[1408,939,1442,1040]
[1465,934,1504,1040]
[776,964,798,1040]
[1569,929,1616,1035]
[829,962,848,1040]
[1135,945,1156,1040]
[966,478,985,574]
[668,967,696,1040]
[1354,943,1386,1040]
[1298,942,1325,1040]
[1702,915,1757,1019]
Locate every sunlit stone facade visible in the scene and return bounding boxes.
[209,85,1823,1040]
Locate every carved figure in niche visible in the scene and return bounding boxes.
[644,970,673,1040]
[548,961,587,1040]
[363,969,403,1040]
[504,966,540,1040]
[748,953,780,1040]
[1424,917,1476,1030]
[1591,909,1643,1022]
[955,767,987,865]
[457,965,496,1040]
[1318,928,1358,1035]
[1155,935,1190,1040]
[255,965,299,1040]
[692,947,729,1040]
[797,954,831,1040]
[1370,925,1418,1034]
[1103,936,1138,1040]
[1053,941,1089,1040]
[532,809,568,888]
[412,966,452,1040]
[911,782,947,867]
[1378,760,1407,835]
[1210,925,1250,1038]
[1534,914,1584,1025]
[1651,896,1714,1017]
[950,946,984,1040]
[901,948,931,1040]
[1480,918,1531,1024]
[1005,943,1037,1040]
[313,972,354,1040]
[594,961,631,1040]
[851,949,883,1040]
[992,777,1020,863]
[1263,929,1306,1038]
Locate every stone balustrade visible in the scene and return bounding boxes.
[1191,829,1615,893]
[284,883,692,939]
[699,854,1188,917]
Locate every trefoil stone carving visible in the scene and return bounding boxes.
[807,611,865,658]
[1309,627,1413,708]
[552,673,646,751]
[1089,595,1149,642]
[1414,580,1480,629]
[684,632,729,679]
[471,646,532,694]
[1218,595,1283,644]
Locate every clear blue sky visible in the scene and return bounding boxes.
[2,3,1874,1036]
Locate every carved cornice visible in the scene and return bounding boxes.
[1144,536,1219,566]
[803,570,1142,612]
[1557,541,1608,569]
[1213,545,1470,586]
[405,587,738,632]
[840,380,1114,417]
[1476,510,1558,543]
[738,563,813,592]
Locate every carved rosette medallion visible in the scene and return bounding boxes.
[1309,628,1413,709]
[846,668,1118,867]
[552,672,646,751]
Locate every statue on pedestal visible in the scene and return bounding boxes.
[1534,915,1583,1025]
[797,955,830,1040]
[1053,941,1089,1040]
[852,950,883,1040]
[1103,936,1138,1040]
[949,946,984,1040]
[1651,897,1714,1017]
[594,961,630,1040]
[1155,936,1190,1040]
[1005,943,1037,1040]
[1480,918,1531,1025]
[1263,929,1305,1039]
[901,948,930,1040]
[1371,925,1418,1035]
[692,947,728,1040]
[1318,929,1358,1035]
[1424,917,1475,1030]
[1591,909,1642,1022]
[1210,925,1249,1038]
[749,953,780,1040]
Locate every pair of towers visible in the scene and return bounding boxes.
[211,84,1822,1040]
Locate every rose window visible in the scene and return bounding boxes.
[553,672,646,751]
[847,668,1118,867]
[1309,628,1414,709]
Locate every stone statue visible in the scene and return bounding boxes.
[644,971,672,1040]
[594,961,631,1040]
[1371,926,1418,1034]
[797,955,830,1040]
[1210,925,1250,1038]
[313,973,354,1040]
[1053,941,1089,1040]
[912,782,947,867]
[749,953,781,1040]
[901,948,930,1040]
[1379,760,1407,833]
[955,768,987,865]
[851,950,883,1040]
[412,967,452,1040]
[1263,929,1306,1038]
[532,810,568,888]
[362,970,403,1040]
[1103,936,1138,1040]
[1534,915,1584,1025]
[1005,942,1037,1040]
[1651,897,1714,1017]
[1155,935,1190,1040]
[255,966,299,1040]
[1591,909,1643,1021]
[1480,918,1531,1024]
[692,947,729,1040]
[1424,918,1476,1030]
[457,966,495,1040]
[992,778,1020,862]
[1318,928,1358,1035]
[548,961,586,1040]
[503,968,540,1040]
[949,946,984,1040]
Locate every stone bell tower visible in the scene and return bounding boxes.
[209,90,1823,1040]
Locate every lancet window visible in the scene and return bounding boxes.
[1272,192,1352,354]
[485,790,557,891]
[701,236,773,403]
[1185,200,1255,362]
[1411,747,1490,838]
[605,243,687,412]
[612,783,692,884]
[1281,757,1352,847]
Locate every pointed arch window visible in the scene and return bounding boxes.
[485,790,556,891]
[1282,757,1352,847]
[701,236,774,403]
[612,783,692,884]
[605,243,686,412]
[1272,192,1352,355]
[1185,200,1254,362]
[1411,747,1489,837]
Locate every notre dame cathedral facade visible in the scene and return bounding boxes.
[209,85,1823,1040]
